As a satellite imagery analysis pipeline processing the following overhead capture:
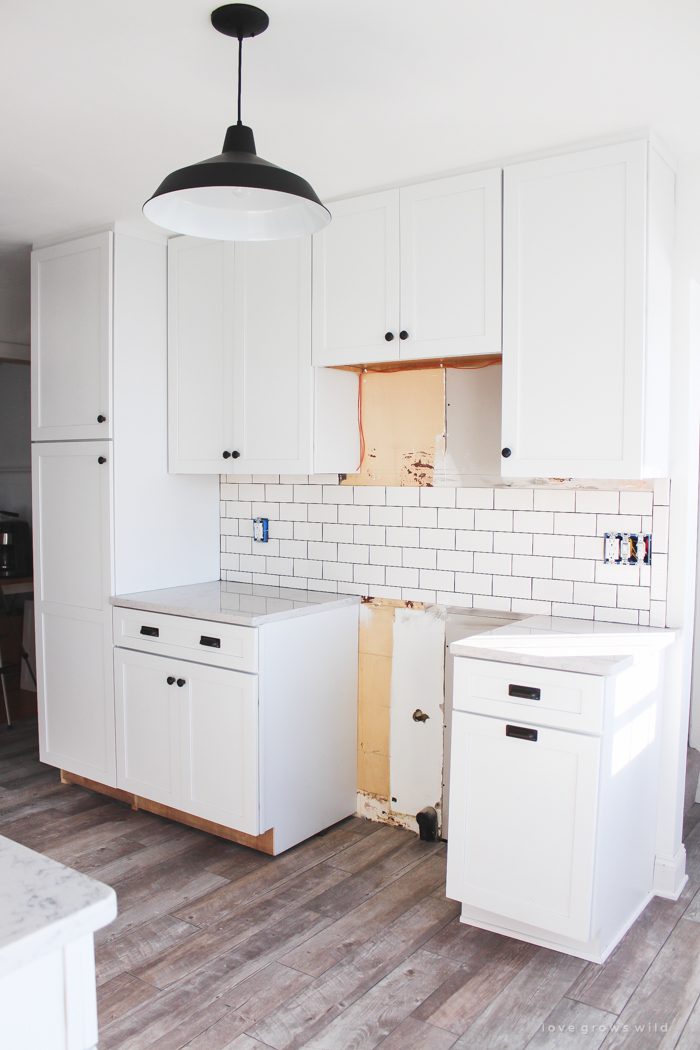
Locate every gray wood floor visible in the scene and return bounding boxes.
[3,719,700,1050]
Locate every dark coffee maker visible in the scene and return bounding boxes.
[0,512,32,579]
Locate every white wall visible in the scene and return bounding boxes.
[0,247,31,522]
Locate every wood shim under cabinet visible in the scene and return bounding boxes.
[60,769,276,855]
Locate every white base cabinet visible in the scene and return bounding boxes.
[113,600,359,855]
[446,652,665,963]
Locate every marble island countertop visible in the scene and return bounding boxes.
[450,614,677,675]
[111,580,361,627]
[0,835,116,979]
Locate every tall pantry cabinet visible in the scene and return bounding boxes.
[31,228,220,786]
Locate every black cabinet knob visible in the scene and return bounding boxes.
[176,678,186,687]
[501,448,512,458]
[97,415,106,423]
[222,451,231,459]
[97,456,106,464]
[167,676,175,685]
[231,450,240,459]
[399,331,409,340]
[384,332,394,341]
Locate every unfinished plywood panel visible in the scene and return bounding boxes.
[389,606,446,830]
[343,368,445,485]
[435,362,502,485]
[357,599,394,799]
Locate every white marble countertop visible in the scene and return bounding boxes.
[450,615,677,675]
[111,580,361,627]
[0,835,116,979]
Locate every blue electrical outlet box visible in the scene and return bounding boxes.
[253,517,269,543]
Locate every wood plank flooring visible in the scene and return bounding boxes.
[3,720,700,1050]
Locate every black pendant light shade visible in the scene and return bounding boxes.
[143,5,330,240]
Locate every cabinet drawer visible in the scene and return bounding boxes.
[452,657,604,734]
[113,607,257,673]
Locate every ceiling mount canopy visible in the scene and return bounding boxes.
[143,3,331,241]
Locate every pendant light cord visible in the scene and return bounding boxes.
[237,35,243,124]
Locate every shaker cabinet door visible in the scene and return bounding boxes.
[31,232,113,441]
[501,140,657,478]
[32,441,115,784]
[312,190,401,366]
[168,237,236,473]
[180,660,259,836]
[399,170,502,360]
[446,711,600,941]
[114,648,182,808]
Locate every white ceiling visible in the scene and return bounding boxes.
[1,0,700,250]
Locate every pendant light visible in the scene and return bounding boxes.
[143,4,330,240]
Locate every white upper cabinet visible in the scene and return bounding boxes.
[312,190,401,366]
[31,233,113,441]
[501,140,674,479]
[168,237,236,473]
[311,170,502,366]
[168,236,359,475]
[399,170,502,360]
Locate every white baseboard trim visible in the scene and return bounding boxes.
[653,845,688,899]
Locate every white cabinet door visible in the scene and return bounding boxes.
[501,141,653,478]
[445,711,600,941]
[180,660,258,836]
[168,237,236,473]
[399,170,502,360]
[114,648,181,808]
[32,441,115,784]
[312,190,401,366]
[31,233,113,441]
[232,238,312,474]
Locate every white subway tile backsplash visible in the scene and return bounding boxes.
[533,534,574,558]
[403,547,437,570]
[494,489,534,510]
[653,479,670,506]
[475,509,513,532]
[420,528,455,550]
[493,575,531,599]
[370,545,402,566]
[533,490,576,512]
[619,491,653,516]
[512,555,552,579]
[554,513,596,536]
[387,566,419,588]
[456,488,494,509]
[420,488,455,508]
[494,533,533,555]
[575,490,619,514]
[370,506,404,527]
[437,550,475,573]
[514,511,553,534]
[353,487,386,506]
[403,507,438,528]
[474,552,511,576]
[456,531,493,553]
[220,483,667,626]
[386,486,420,506]
[639,610,650,626]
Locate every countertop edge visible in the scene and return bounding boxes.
[449,644,635,676]
[110,592,361,626]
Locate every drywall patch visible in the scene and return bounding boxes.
[343,368,445,486]
[389,605,446,831]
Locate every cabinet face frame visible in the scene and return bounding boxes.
[32,440,116,785]
[399,169,503,360]
[167,237,236,473]
[501,140,656,479]
[446,709,600,942]
[311,189,401,366]
[31,232,113,441]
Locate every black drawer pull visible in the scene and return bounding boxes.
[200,635,221,648]
[140,626,159,637]
[509,684,540,701]
[506,724,538,742]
